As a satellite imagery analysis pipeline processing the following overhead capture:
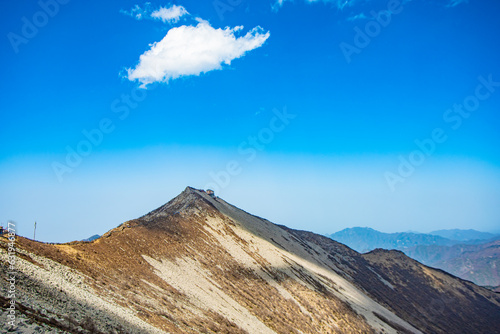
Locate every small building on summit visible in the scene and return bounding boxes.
[206,189,215,198]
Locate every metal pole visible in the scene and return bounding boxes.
[34,221,37,240]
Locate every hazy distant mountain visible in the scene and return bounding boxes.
[81,234,100,242]
[330,227,500,287]
[405,238,500,286]
[329,227,457,253]
[429,229,498,241]
[1,188,499,333]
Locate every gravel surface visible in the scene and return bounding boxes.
[0,241,166,334]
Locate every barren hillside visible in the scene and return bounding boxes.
[1,187,499,333]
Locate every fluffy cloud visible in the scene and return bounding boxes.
[120,4,189,23]
[127,21,270,88]
[151,5,189,23]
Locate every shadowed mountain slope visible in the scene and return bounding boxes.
[282,227,500,334]
[1,187,499,333]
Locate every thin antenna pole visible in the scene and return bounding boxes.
[34,221,37,240]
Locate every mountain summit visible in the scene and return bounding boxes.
[1,187,500,333]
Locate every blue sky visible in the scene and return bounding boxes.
[1,0,500,242]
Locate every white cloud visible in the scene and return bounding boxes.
[151,5,189,23]
[120,4,189,24]
[126,21,270,88]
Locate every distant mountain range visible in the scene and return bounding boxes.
[329,227,457,253]
[329,227,500,288]
[406,239,500,287]
[429,229,498,242]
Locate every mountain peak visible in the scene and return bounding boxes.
[99,187,220,238]
[141,186,218,221]
[5,189,500,333]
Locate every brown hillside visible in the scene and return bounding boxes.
[1,187,499,333]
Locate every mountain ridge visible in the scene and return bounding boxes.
[330,227,497,253]
[429,229,499,241]
[329,227,457,253]
[1,187,500,333]
[329,226,500,287]
[405,238,500,286]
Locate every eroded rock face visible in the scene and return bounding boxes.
[2,187,500,333]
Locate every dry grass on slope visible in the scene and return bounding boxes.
[5,195,378,333]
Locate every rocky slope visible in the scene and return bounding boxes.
[1,187,500,333]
